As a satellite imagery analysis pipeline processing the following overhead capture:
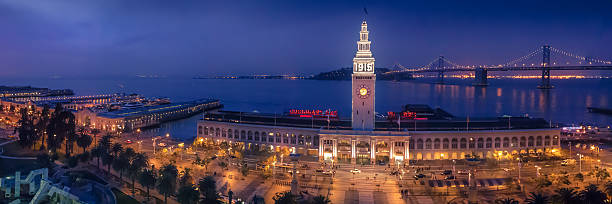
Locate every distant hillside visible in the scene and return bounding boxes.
[310,67,412,81]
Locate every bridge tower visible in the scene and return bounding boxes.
[436,56,445,84]
[473,67,488,86]
[538,45,554,89]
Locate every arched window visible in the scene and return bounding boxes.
[451,138,458,149]
[460,138,467,149]
[276,132,281,143]
[536,136,542,146]
[528,136,534,147]
[520,137,526,147]
[198,126,202,135]
[416,139,423,149]
[477,138,484,149]
[247,131,253,141]
[215,128,220,137]
[434,138,441,149]
[291,134,296,144]
[503,137,509,148]
[241,130,246,140]
[254,132,260,141]
[544,136,551,146]
[511,137,518,147]
[469,138,476,149]
[222,129,226,137]
[442,138,449,149]
[486,138,492,148]
[298,135,304,145]
[425,139,432,149]
[228,129,233,138]
[234,130,239,139]
[409,139,415,149]
[204,127,209,135]
[495,137,501,148]
[553,135,559,145]
[261,132,267,143]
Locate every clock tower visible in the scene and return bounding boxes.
[352,20,376,130]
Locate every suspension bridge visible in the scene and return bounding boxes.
[386,45,612,88]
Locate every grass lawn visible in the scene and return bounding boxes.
[112,188,140,204]
[0,158,44,177]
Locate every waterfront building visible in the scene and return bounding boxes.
[197,20,561,164]
[75,98,222,132]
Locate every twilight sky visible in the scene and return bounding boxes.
[0,0,611,78]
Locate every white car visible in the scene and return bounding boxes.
[350,169,361,173]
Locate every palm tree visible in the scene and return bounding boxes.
[76,134,92,153]
[605,181,612,199]
[177,185,199,204]
[179,168,193,187]
[102,152,114,175]
[128,152,147,196]
[524,192,549,204]
[311,195,331,204]
[111,143,123,157]
[16,108,37,149]
[113,150,130,181]
[36,105,50,150]
[157,164,178,204]
[138,168,156,200]
[272,191,297,204]
[91,146,103,169]
[495,197,519,204]
[580,184,607,204]
[199,176,220,204]
[91,129,101,146]
[551,188,579,204]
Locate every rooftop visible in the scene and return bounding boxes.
[98,98,219,119]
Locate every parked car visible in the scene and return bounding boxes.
[445,176,456,180]
[350,169,361,174]
[414,174,426,180]
[441,170,453,175]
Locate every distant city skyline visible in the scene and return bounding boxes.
[1,0,611,78]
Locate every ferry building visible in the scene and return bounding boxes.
[197,20,560,164]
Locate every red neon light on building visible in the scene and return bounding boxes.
[288,109,338,118]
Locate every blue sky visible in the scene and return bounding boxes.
[1,0,611,78]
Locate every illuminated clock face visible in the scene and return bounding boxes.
[359,88,368,96]
[356,85,370,99]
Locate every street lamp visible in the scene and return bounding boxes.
[578,153,584,173]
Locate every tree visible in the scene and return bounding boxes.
[580,184,607,204]
[551,188,579,204]
[113,150,130,181]
[199,176,220,204]
[177,185,199,204]
[139,168,156,200]
[128,152,147,196]
[157,164,178,204]
[111,143,123,157]
[273,191,297,204]
[67,156,79,168]
[311,195,331,204]
[46,103,76,155]
[91,129,101,146]
[574,173,584,186]
[102,152,114,174]
[495,198,519,204]
[240,164,249,177]
[76,134,92,153]
[17,108,37,149]
[36,153,52,168]
[36,105,50,150]
[595,167,610,184]
[535,176,552,190]
[91,146,103,169]
[605,181,612,199]
[179,168,193,187]
[553,174,571,186]
[524,192,549,204]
